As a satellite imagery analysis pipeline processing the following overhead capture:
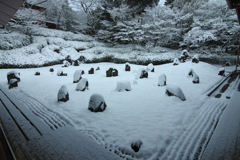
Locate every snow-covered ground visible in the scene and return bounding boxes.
[0,61,227,159]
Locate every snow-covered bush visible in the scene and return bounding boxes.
[57,85,69,102]
[158,74,167,86]
[7,71,20,84]
[0,32,31,50]
[131,140,143,153]
[166,84,186,101]
[76,78,89,91]
[173,58,179,65]
[115,81,131,92]
[73,70,83,83]
[88,94,107,112]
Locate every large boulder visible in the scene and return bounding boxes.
[166,84,186,101]
[73,70,83,83]
[158,74,167,86]
[9,79,18,89]
[131,140,143,153]
[76,78,89,91]
[57,85,69,102]
[7,71,20,84]
[88,94,107,112]
[106,68,118,77]
[115,81,131,91]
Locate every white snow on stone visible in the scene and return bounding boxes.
[73,70,83,83]
[147,63,154,71]
[9,79,18,84]
[193,72,200,83]
[63,60,71,67]
[58,85,68,100]
[219,67,225,72]
[76,78,88,91]
[7,71,20,78]
[88,94,106,111]
[57,69,63,76]
[158,74,167,86]
[173,58,179,65]
[181,49,189,57]
[115,81,132,92]
[166,84,186,101]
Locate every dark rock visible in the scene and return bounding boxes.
[78,56,86,62]
[226,96,231,99]
[192,55,199,63]
[220,83,229,93]
[65,55,73,65]
[35,72,40,76]
[96,67,100,70]
[88,68,94,74]
[215,94,221,98]
[106,68,113,77]
[88,94,107,112]
[8,79,18,89]
[73,60,80,66]
[225,62,231,66]
[228,72,238,83]
[140,70,148,79]
[218,70,225,76]
[188,69,194,77]
[151,68,154,72]
[131,140,142,153]
[7,71,20,84]
[238,81,240,92]
[112,69,118,77]
[49,68,54,72]
[57,70,67,76]
[125,64,131,71]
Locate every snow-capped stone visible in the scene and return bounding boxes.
[76,78,89,91]
[57,85,69,102]
[158,74,167,86]
[73,70,83,83]
[225,61,231,66]
[180,50,190,62]
[62,60,71,67]
[218,68,225,76]
[65,55,73,65]
[73,60,80,66]
[125,63,131,71]
[57,69,67,76]
[188,68,194,77]
[35,72,40,76]
[96,67,100,70]
[7,71,20,84]
[131,140,143,152]
[88,94,107,112]
[138,69,148,79]
[147,63,154,72]
[173,58,179,65]
[49,68,54,72]
[166,84,186,101]
[9,79,18,89]
[115,81,131,91]
[192,72,200,84]
[192,55,199,63]
[112,69,118,77]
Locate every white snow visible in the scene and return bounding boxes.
[158,74,167,86]
[76,78,88,91]
[0,61,222,160]
[115,81,131,92]
[166,84,186,101]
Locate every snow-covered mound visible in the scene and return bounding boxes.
[76,78,89,91]
[193,72,200,84]
[147,63,154,72]
[73,70,83,83]
[88,94,107,112]
[115,81,131,92]
[166,84,186,101]
[58,85,69,102]
[173,58,179,65]
[158,74,167,86]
